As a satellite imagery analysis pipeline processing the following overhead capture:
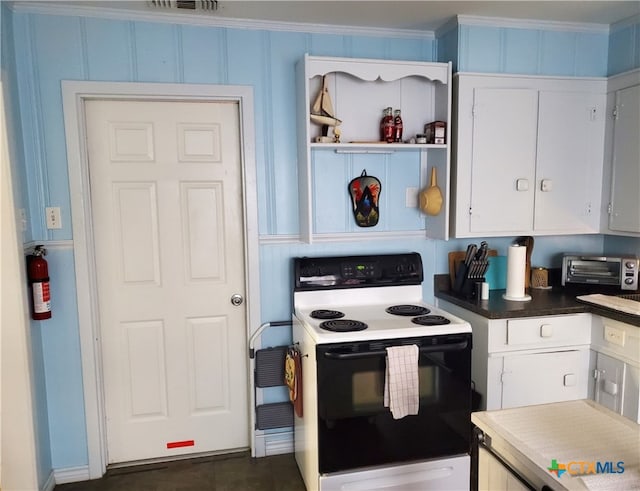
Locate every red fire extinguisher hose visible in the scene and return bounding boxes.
[27,245,52,320]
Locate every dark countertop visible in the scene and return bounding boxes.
[434,274,640,327]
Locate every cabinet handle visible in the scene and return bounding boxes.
[564,373,577,387]
[540,324,553,338]
[603,380,618,396]
[516,179,529,191]
[540,179,553,192]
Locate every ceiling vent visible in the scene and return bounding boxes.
[148,0,218,12]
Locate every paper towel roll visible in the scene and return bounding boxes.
[503,244,532,301]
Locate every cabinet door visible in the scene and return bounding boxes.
[469,88,537,234]
[609,84,640,233]
[622,363,640,423]
[535,91,604,233]
[478,447,532,491]
[501,350,589,409]
[593,352,624,413]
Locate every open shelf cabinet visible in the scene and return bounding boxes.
[296,54,453,243]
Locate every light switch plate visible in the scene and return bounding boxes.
[46,207,62,229]
[604,324,625,347]
[405,187,419,208]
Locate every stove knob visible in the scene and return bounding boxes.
[625,261,636,269]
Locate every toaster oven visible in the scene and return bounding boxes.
[562,255,639,290]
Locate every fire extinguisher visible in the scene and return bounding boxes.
[27,245,52,320]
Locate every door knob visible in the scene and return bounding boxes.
[230,294,244,306]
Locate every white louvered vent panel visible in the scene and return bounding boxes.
[147,0,218,11]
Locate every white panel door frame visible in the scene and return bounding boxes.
[62,81,260,478]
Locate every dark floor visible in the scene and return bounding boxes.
[54,452,306,491]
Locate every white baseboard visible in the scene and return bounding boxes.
[53,465,91,484]
[265,434,293,456]
[41,471,56,491]
[253,430,293,458]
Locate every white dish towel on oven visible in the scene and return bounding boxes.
[384,344,419,419]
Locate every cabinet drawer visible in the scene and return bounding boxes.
[489,314,590,352]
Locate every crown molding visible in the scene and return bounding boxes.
[10,1,435,40]
[434,16,459,38]
[610,13,640,32]
[456,14,610,34]
[607,67,640,92]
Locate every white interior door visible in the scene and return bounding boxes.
[85,99,249,464]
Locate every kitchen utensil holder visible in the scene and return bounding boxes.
[453,260,489,299]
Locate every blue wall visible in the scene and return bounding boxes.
[1,4,53,488]
[457,24,608,76]
[609,19,640,75]
[3,6,639,474]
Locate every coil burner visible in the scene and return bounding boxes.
[386,304,431,316]
[411,315,451,326]
[310,309,345,320]
[319,319,368,332]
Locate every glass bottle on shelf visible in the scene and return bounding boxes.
[380,107,394,143]
[393,109,403,142]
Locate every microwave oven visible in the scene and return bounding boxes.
[561,255,639,290]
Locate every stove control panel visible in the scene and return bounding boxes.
[294,253,423,290]
[342,262,378,279]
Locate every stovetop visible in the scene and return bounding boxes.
[292,253,471,343]
[294,285,471,344]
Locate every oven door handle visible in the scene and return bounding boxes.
[323,340,469,360]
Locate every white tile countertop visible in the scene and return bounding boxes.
[472,400,640,490]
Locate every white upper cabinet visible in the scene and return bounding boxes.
[296,54,452,243]
[463,87,538,233]
[452,73,607,238]
[606,74,640,235]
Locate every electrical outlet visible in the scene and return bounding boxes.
[405,187,419,208]
[604,324,625,347]
[46,207,62,229]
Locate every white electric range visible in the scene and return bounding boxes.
[292,253,473,491]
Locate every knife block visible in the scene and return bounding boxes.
[448,249,498,288]
[452,262,486,299]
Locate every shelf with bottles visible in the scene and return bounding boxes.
[295,54,453,243]
[300,56,451,148]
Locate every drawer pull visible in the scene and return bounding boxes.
[540,324,553,338]
[564,373,577,387]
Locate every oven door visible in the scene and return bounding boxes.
[316,333,472,474]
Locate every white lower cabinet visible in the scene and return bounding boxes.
[592,351,625,413]
[478,448,531,491]
[590,316,640,423]
[495,349,590,409]
[436,301,592,410]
